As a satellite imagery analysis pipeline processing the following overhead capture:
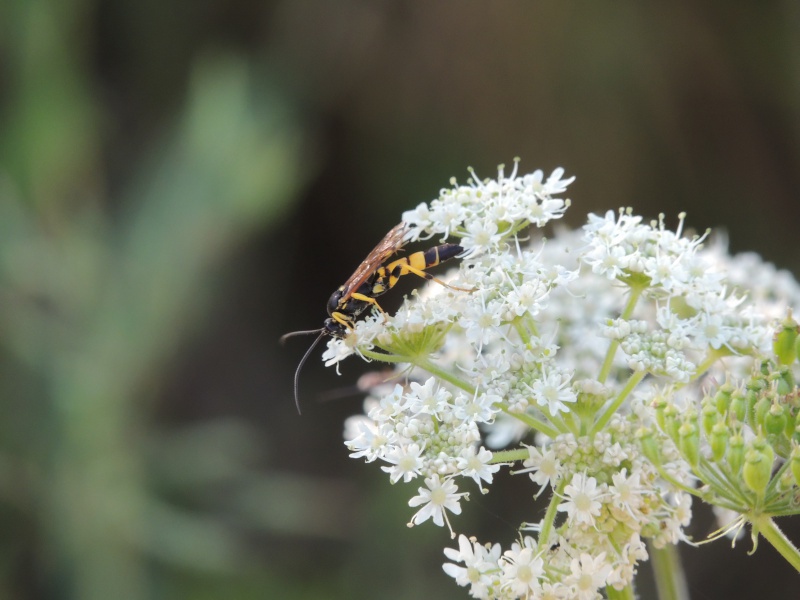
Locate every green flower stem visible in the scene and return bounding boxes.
[591,370,646,435]
[416,358,476,395]
[360,348,415,364]
[562,409,579,434]
[522,312,540,338]
[491,449,528,464]
[546,411,576,436]
[598,339,621,385]
[752,514,800,572]
[649,542,690,600]
[764,458,792,501]
[696,460,751,506]
[513,318,532,346]
[503,408,560,440]
[536,477,567,555]
[598,283,646,383]
[359,349,477,396]
[654,463,706,499]
[690,347,732,382]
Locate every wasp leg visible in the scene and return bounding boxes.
[349,292,386,313]
[348,292,390,322]
[396,263,475,292]
[331,311,356,330]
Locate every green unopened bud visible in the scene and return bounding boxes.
[730,390,747,423]
[795,334,800,368]
[748,376,767,394]
[778,469,794,491]
[679,421,700,467]
[758,360,771,377]
[743,448,773,497]
[663,404,680,442]
[714,383,734,415]
[785,406,797,438]
[777,366,796,396]
[710,422,729,462]
[702,402,718,437]
[754,396,771,432]
[751,435,772,457]
[746,389,760,429]
[652,395,667,431]
[765,402,788,437]
[791,448,800,487]
[727,433,745,474]
[637,426,661,466]
[773,312,799,365]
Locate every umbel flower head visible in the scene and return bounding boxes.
[332,160,800,599]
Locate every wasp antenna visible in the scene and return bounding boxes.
[280,327,325,345]
[291,331,327,414]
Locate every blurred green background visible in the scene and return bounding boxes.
[0,1,799,599]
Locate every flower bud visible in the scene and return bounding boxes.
[710,422,729,462]
[714,383,734,415]
[754,396,771,432]
[791,448,800,487]
[727,433,745,474]
[701,401,718,437]
[785,406,797,438]
[751,435,772,457]
[758,360,771,378]
[679,421,700,467]
[778,469,794,491]
[745,389,760,428]
[651,395,667,431]
[729,390,746,423]
[637,426,661,466]
[795,334,800,368]
[765,402,788,437]
[743,448,772,497]
[663,404,680,442]
[773,313,799,365]
[776,366,796,397]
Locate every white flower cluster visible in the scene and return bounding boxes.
[402,160,572,256]
[334,162,800,599]
[344,377,499,532]
[444,413,692,598]
[584,210,772,374]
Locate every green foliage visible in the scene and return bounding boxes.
[0,2,324,598]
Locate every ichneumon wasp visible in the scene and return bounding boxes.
[281,222,470,413]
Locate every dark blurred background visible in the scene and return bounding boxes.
[0,1,798,599]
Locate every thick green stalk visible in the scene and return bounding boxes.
[536,478,567,555]
[649,542,689,600]
[752,515,800,572]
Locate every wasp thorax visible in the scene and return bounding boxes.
[327,287,345,316]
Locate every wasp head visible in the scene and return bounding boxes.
[324,317,348,338]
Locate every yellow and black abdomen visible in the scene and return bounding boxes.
[372,243,463,295]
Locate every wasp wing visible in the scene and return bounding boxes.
[339,222,409,303]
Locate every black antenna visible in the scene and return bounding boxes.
[281,328,327,414]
